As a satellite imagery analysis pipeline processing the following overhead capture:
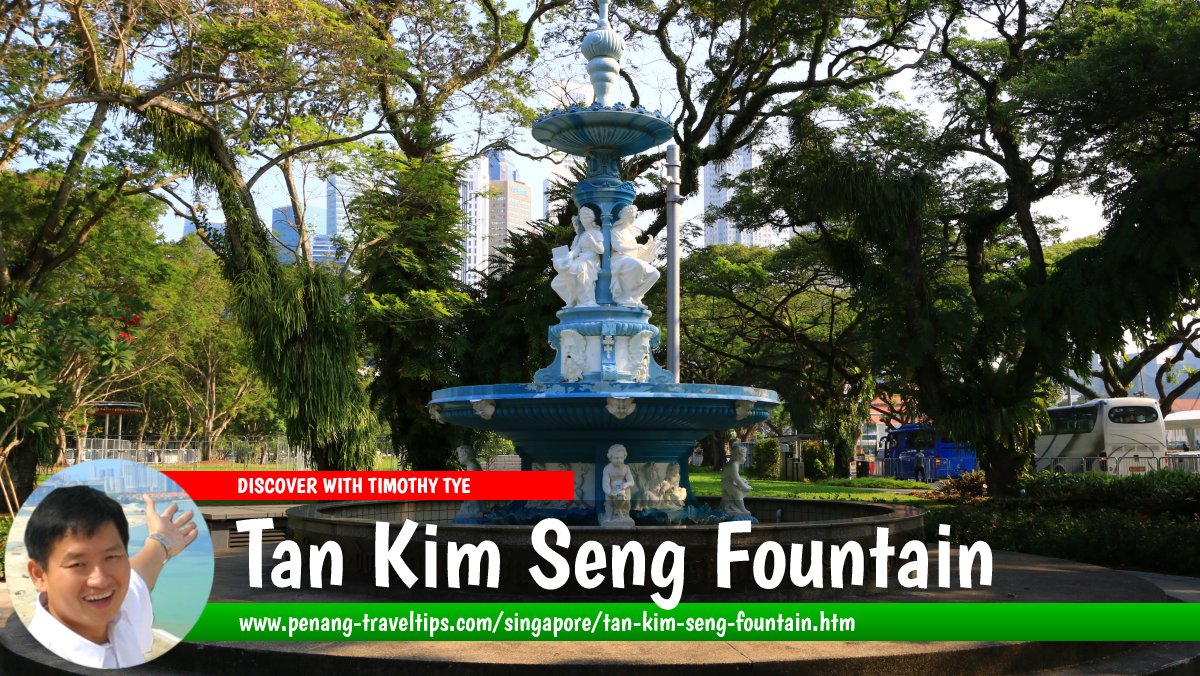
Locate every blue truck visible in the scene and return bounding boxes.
[879,424,976,481]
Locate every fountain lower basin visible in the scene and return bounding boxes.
[286,498,925,601]
[430,382,779,520]
[430,382,778,464]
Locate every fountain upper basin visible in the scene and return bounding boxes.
[532,106,673,157]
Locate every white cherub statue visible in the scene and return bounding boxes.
[655,463,688,511]
[719,445,753,517]
[601,443,636,526]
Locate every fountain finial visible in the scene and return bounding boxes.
[582,0,624,106]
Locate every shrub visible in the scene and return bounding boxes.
[750,438,782,479]
[802,440,833,481]
[921,470,1200,578]
[1018,470,1200,517]
[931,503,1200,576]
[926,470,989,502]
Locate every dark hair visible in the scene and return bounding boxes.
[25,485,129,567]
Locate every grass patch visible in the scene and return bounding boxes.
[688,472,931,505]
[817,477,930,490]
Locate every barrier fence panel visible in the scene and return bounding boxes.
[45,436,405,475]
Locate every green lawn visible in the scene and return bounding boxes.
[687,471,933,505]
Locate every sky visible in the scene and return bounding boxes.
[155,9,1109,247]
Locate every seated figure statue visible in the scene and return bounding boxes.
[609,205,660,306]
[551,208,604,308]
[601,444,636,526]
[654,463,688,511]
[719,445,753,517]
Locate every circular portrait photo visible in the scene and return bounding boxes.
[4,459,214,669]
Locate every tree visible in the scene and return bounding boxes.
[134,236,275,456]
[0,162,168,494]
[671,240,873,476]
[715,0,1200,494]
[560,0,929,235]
[355,154,472,469]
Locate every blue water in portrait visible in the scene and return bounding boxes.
[128,512,215,638]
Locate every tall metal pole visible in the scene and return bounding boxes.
[666,145,681,382]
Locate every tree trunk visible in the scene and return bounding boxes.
[699,431,729,470]
[10,441,42,504]
[981,443,1023,497]
[53,428,68,466]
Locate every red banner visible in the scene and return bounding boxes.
[161,471,575,501]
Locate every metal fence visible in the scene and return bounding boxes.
[873,451,1200,480]
[48,435,403,473]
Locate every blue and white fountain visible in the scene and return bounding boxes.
[429,0,779,526]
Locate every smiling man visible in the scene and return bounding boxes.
[23,485,198,668]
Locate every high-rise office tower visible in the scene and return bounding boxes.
[702,125,777,248]
[486,150,532,261]
[326,175,363,239]
[270,204,327,263]
[458,156,491,285]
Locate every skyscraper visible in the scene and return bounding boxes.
[703,126,777,248]
[458,156,491,285]
[486,150,532,261]
[326,175,363,239]
[270,204,327,263]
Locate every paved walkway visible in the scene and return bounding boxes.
[3,541,1198,675]
[3,503,1198,673]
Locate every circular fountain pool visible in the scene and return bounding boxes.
[286,498,924,602]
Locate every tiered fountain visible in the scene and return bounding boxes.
[286,0,923,599]
[426,0,779,525]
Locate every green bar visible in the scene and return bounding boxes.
[184,603,1200,642]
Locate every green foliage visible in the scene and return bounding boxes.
[0,291,140,457]
[935,505,1200,577]
[1017,471,1200,518]
[670,241,874,476]
[802,440,833,481]
[461,206,575,387]
[246,263,377,471]
[356,153,472,470]
[133,236,279,446]
[934,471,1200,576]
[750,438,781,479]
[925,470,990,503]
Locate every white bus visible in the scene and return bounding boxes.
[1034,397,1167,475]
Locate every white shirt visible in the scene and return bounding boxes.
[28,569,154,668]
